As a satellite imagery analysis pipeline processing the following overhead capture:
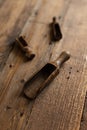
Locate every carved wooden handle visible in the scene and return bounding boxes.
[55,51,70,67]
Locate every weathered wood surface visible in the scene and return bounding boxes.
[0,0,66,129]
[0,0,87,130]
[24,0,87,129]
[0,0,38,71]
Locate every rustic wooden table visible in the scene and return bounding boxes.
[0,0,87,130]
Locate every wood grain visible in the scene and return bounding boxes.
[0,0,72,129]
[0,0,38,71]
[0,0,87,130]
[22,0,87,130]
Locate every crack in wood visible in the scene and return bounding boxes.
[80,91,87,130]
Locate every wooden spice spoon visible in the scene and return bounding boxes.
[24,51,70,99]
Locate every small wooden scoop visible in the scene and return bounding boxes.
[24,51,70,99]
[16,36,35,60]
[50,17,62,42]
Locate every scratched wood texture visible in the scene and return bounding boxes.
[0,0,87,130]
[0,0,38,71]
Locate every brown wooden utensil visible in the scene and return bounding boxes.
[24,51,70,99]
[16,36,35,60]
[50,17,62,42]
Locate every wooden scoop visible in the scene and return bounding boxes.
[50,17,62,42]
[24,51,70,99]
[16,36,35,60]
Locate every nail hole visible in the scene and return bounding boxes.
[69,71,71,74]
[6,106,12,110]
[20,112,24,117]
[77,70,79,72]
[9,64,13,68]
[67,76,70,80]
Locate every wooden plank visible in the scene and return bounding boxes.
[0,0,38,71]
[0,0,72,129]
[21,0,87,130]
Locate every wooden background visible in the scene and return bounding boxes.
[0,0,87,130]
